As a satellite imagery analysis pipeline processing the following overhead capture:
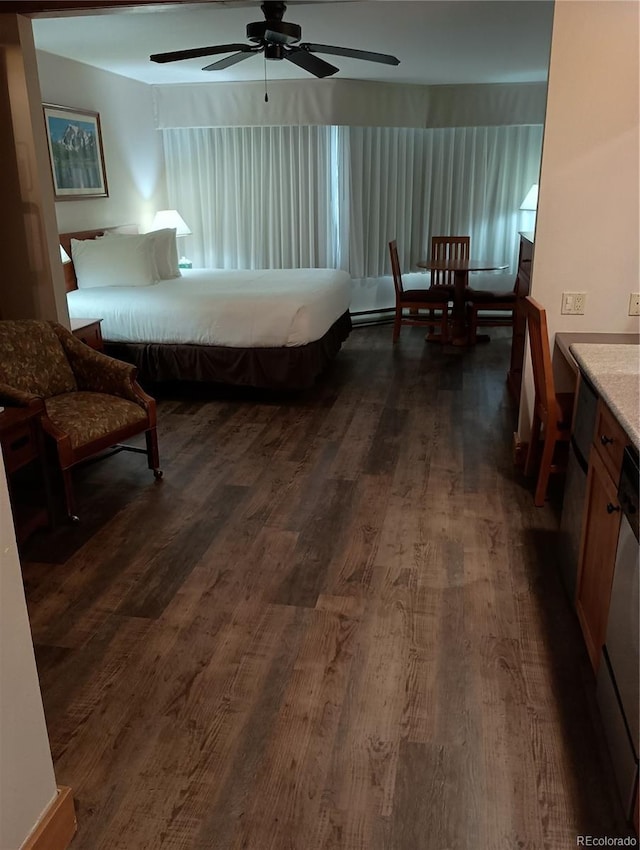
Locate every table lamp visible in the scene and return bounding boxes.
[520,183,538,212]
[151,209,193,268]
[519,183,538,235]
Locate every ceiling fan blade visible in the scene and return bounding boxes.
[284,47,338,78]
[150,44,253,64]
[202,49,260,71]
[301,42,400,66]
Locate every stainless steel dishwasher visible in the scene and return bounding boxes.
[560,373,599,599]
[596,444,639,822]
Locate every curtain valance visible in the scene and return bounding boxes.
[152,79,547,129]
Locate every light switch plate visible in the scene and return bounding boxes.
[629,293,640,316]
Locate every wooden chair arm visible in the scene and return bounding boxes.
[0,383,44,409]
[131,381,157,425]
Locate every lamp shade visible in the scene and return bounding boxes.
[60,244,71,264]
[520,184,538,211]
[150,209,192,236]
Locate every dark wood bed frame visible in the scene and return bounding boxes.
[60,228,351,390]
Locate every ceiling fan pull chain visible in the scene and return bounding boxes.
[264,53,269,103]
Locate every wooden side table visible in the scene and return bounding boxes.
[71,318,104,351]
[0,405,53,542]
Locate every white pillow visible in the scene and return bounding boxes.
[103,229,180,280]
[71,234,155,288]
[148,228,180,280]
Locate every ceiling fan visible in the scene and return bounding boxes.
[149,1,400,79]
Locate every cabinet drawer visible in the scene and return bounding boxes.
[73,321,103,351]
[593,401,628,481]
[1,420,38,473]
[519,237,533,265]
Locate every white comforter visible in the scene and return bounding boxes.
[67,268,351,348]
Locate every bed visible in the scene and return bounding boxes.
[60,228,352,390]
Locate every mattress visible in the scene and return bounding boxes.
[66,268,351,348]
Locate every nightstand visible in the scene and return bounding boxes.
[0,405,53,542]
[71,318,103,351]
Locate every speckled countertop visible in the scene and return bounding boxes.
[569,343,640,450]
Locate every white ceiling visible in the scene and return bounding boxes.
[32,0,554,86]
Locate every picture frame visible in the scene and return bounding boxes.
[43,104,108,200]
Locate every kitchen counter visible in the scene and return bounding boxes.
[555,332,640,373]
[569,342,640,450]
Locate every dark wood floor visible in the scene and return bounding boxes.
[22,325,628,849]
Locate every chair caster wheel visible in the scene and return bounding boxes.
[153,468,163,480]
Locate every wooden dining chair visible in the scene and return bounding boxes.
[420,235,470,330]
[430,235,470,288]
[524,296,575,506]
[389,240,450,344]
[465,277,518,343]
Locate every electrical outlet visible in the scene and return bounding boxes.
[629,293,640,316]
[561,292,586,315]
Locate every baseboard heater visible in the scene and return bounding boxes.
[350,307,395,327]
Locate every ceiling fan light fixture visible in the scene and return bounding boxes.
[264,43,285,60]
[247,20,301,44]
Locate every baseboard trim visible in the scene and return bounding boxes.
[512,433,528,468]
[21,786,76,850]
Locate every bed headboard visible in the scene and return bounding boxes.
[60,224,138,292]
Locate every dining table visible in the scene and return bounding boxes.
[416,257,509,345]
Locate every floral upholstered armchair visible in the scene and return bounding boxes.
[0,320,161,521]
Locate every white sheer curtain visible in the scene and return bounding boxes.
[162,123,542,280]
[344,124,543,278]
[163,126,336,269]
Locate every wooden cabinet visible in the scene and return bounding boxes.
[575,399,628,671]
[507,232,533,403]
[71,318,103,351]
[0,405,52,542]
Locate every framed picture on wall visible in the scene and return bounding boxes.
[43,104,108,200]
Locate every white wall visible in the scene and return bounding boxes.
[0,459,58,850]
[36,51,167,234]
[519,0,640,436]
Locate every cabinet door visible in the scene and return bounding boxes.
[576,448,622,671]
